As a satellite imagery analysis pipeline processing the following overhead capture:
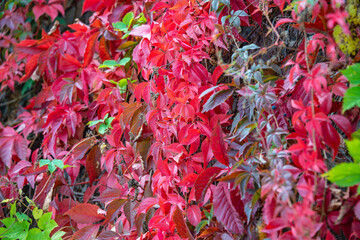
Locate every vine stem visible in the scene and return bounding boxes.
[264,11,281,43]
[302,25,317,152]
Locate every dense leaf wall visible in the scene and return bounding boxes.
[0,0,360,239]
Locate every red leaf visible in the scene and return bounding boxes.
[180,129,201,145]
[65,203,105,224]
[99,36,111,61]
[187,205,201,226]
[0,137,14,168]
[212,65,229,85]
[157,158,171,176]
[202,88,233,113]
[261,218,287,234]
[32,5,46,21]
[213,182,244,234]
[172,206,193,239]
[82,0,103,14]
[330,114,353,139]
[354,201,360,220]
[85,145,102,186]
[321,122,340,158]
[33,4,64,21]
[326,230,336,240]
[9,161,32,179]
[130,25,151,40]
[195,167,222,201]
[210,124,229,166]
[104,199,127,224]
[150,2,170,11]
[124,200,136,227]
[72,139,92,161]
[59,54,82,72]
[97,231,120,240]
[83,31,99,68]
[137,197,158,214]
[19,54,40,82]
[70,224,100,240]
[14,135,28,161]
[275,18,295,28]
[94,187,126,203]
[177,173,198,188]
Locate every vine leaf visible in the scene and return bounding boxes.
[195,167,222,201]
[210,123,229,166]
[187,205,201,226]
[214,182,244,234]
[70,224,100,240]
[65,203,105,224]
[202,88,233,112]
[85,144,101,186]
[172,206,194,239]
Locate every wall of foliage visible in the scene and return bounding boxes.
[0,0,360,239]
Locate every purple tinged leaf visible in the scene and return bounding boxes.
[202,89,233,112]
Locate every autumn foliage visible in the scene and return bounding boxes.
[0,0,360,239]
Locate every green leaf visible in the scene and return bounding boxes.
[40,159,66,173]
[25,196,35,207]
[88,113,109,126]
[119,57,131,66]
[105,117,115,126]
[121,32,131,39]
[63,165,72,169]
[16,212,30,223]
[33,208,43,220]
[343,86,360,112]
[51,230,66,240]
[99,60,119,69]
[44,220,58,235]
[136,13,147,24]
[1,198,14,203]
[88,119,102,126]
[324,162,360,187]
[38,212,57,233]
[119,78,128,87]
[204,210,211,220]
[39,159,51,167]
[123,12,134,27]
[1,217,16,228]
[52,159,64,170]
[27,228,46,240]
[118,78,129,93]
[0,227,6,236]
[48,162,56,174]
[22,79,34,95]
[346,137,360,164]
[38,212,51,230]
[195,220,207,234]
[113,21,128,31]
[98,123,108,134]
[1,221,29,239]
[10,202,16,217]
[341,63,360,85]
[54,16,66,25]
